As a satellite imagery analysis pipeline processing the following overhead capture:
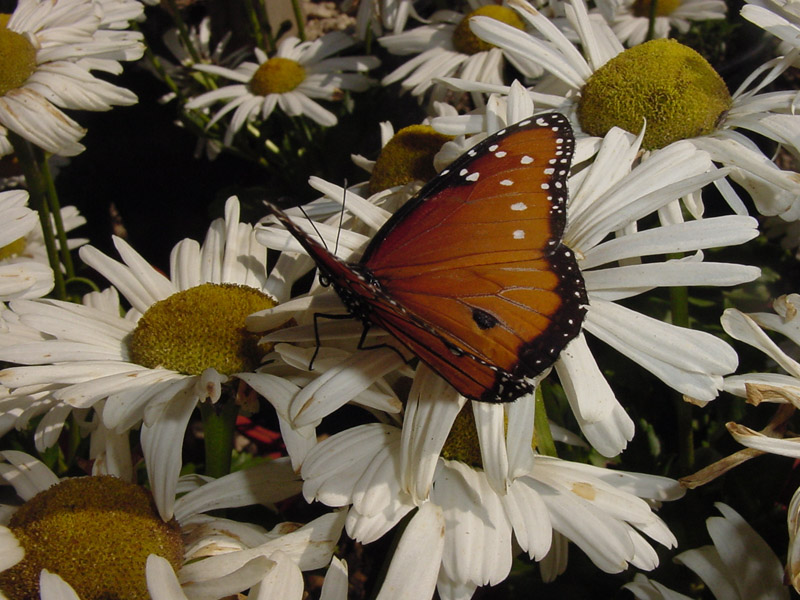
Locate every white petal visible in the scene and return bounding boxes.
[174,458,301,522]
[0,449,59,499]
[585,299,737,401]
[433,461,513,586]
[180,556,274,600]
[555,333,616,422]
[141,389,199,520]
[302,424,400,506]
[525,474,633,573]
[473,401,508,494]
[291,348,404,426]
[674,546,737,599]
[504,478,552,560]
[39,570,81,600]
[320,557,349,600]
[0,525,24,570]
[722,308,800,379]
[375,502,445,600]
[580,215,759,270]
[401,365,465,502]
[706,502,787,599]
[248,551,304,600]
[146,555,188,600]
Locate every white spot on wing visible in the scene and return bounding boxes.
[500,179,513,186]
[466,172,480,182]
[513,229,525,239]
[520,155,533,165]
[510,202,527,211]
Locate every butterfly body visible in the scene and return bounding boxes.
[267,113,587,403]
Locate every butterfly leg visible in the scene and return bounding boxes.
[355,324,412,366]
[309,311,357,371]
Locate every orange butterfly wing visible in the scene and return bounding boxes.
[360,114,586,402]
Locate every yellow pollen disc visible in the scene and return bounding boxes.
[368,125,453,194]
[0,476,183,600]
[452,5,525,55]
[633,0,683,17]
[0,236,26,260]
[129,282,278,376]
[440,406,483,467]
[0,26,37,97]
[249,57,306,95]
[577,38,732,150]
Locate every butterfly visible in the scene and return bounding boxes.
[265,113,587,403]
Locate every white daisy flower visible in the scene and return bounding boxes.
[185,31,380,145]
[0,189,52,301]
[0,450,345,600]
[467,0,800,221]
[0,0,143,157]
[145,17,247,159]
[624,503,788,600]
[595,0,726,47]
[379,1,537,104]
[300,365,684,600]
[256,89,760,456]
[0,197,309,520]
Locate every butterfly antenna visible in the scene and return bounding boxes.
[296,204,329,251]
[334,180,347,256]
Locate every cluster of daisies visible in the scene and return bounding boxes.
[1,0,800,598]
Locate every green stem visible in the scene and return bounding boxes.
[65,412,83,467]
[670,282,695,474]
[40,155,74,280]
[534,385,558,457]
[290,0,306,41]
[8,132,66,300]
[66,276,101,295]
[646,0,658,42]
[243,0,267,52]
[199,397,239,478]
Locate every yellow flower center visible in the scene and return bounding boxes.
[577,38,732,150]
[249,57,306,95]
[129,282,278,376]
[0,476,183,600]
[0,23,37,97]
[0,237,26,260]
[633,0,683,17]
[452,5,525,55]
[440,407,484,467]
[368,125,453,194]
